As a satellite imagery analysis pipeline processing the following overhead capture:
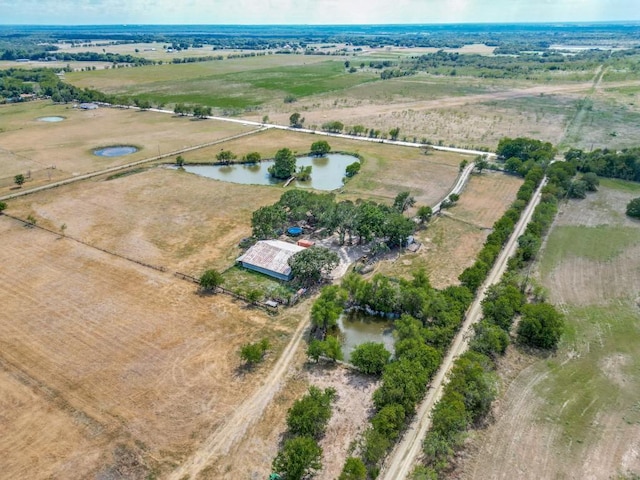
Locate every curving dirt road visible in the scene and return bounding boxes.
[379,178,547,480]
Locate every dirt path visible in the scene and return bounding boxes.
[379,178,547,480]
[166,302,309,480]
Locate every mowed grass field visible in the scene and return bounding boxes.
[371,171,523,288]
[0,101,256,191]
[462,180,640,480]
[0,216,297,480]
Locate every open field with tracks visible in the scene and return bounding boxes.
[0,215,296,480]
[459,180,640,480]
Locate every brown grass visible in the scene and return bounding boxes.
[0,101,255,190]
[0,216,295,479]
[5,167,283,274]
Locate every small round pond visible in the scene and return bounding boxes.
[94,146,139,157]
[37,116,65,123]
[338,312,395,362]
[178,153,358,191]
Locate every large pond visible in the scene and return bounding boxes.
[94,146,139,157]
[37,116,65,122]
[179,153,358,191]
[338,312,395,362]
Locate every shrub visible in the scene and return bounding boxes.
[627,197,640,219]
[286,386,336,439]
[518,302,564,349]
[350,342,391,375]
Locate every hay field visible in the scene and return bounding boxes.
[0,101,255,191]
[460,180,640,480]
[371,171,523,288]
[0,215,294,480]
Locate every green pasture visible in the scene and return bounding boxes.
[539,225,640,277]
[535,302,640,450]
[66,57,378,109]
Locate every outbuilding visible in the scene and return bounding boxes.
[237,240,306,281]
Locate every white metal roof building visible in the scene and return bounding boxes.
[237,240,305,281]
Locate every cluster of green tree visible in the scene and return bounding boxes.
[380,68,416,80]
[313,268,471,476]
[566,147,640,183]
[251,189,416,250]
[173,103,212,118]
[407,47,610,79]
[171,55,224,63]
[496,136,557,176]
[272,386,336,480]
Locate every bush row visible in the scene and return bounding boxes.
[418,160,570,478]
[272,386,336,480]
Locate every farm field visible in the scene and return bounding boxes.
[459,180,640,480]
[0,215,296,480]
[0,101,256,191]
[372,171,523,288]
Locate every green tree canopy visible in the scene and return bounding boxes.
[272,436,322,480]
[269,148,297,179]
[626,197,640,219]
[251,204,287,239]
[393,191,416,212]
[288,246,340,286]
[350,342,391,375]
[345,161,361,178]
[310,140,331,156]
[339,457,367,480]
[289,112,304,128]
[199,269,223,292]
[518,302,564,349]
[286,386,336,438]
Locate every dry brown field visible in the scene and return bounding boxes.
[457,180,640,480]
[0,101,255,191]
[0,215,295,480]
[5,167,282,274]
[371,171,523,288]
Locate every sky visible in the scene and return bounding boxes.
[3,0,639,25]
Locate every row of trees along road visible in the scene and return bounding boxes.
[416,138,573,477]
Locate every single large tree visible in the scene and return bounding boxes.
[517,302,564,349]
[350,342,391,375]
[199,269,224,292]
[268,148,297,179]
[310,140,331,156]
[393,191,416,212]
[288,246,340,286]
[14,174,25,188]
[272,436,322,480]
[289,112,304,128]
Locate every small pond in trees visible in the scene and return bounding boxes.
[94,146,139,157]
[37,116,65,122]
[338,312,395,362]
[177,154,358,191]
